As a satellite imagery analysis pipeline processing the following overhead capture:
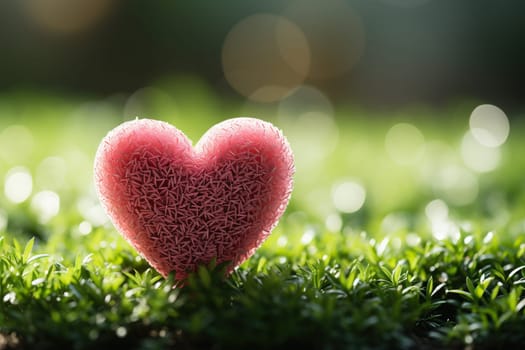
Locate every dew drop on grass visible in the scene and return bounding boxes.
[3,291,17,304]
[301,228,315,244]
[31,278,46,286]
[483,231,494,244]
[168,293,177,303]
[463,235,474,245]
[277,236,288,247]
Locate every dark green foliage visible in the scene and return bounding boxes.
[1,228,525,349]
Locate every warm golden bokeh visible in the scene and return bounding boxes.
[222,14,310,103]
[284,0,365,79]
[22,0,115,35]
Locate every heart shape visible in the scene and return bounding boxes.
[94,117,294,280]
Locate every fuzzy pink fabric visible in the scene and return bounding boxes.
[94,118,294,280]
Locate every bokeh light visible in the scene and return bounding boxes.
[300,228,315,245]
[284,0,364,79]
[385,123,426,165]
[469,104,510,148]
[30,190,60,223]
[460,131,501,173]
[425,199,460,241]
[278,85,334,119]
[77,195,109,226]
[325,213,343,232]
[222,14,310,102]
[4,167,33,204]
[425,199,449,222]
[78,220,93,235]
[433,165,478,206]
[277,85,337,172]
[380,213,409,235]
[284,111,339,171]
[22,0,115,35]
[332,180,366,213]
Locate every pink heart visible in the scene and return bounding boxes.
[94,118,294,280]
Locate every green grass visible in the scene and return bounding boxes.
[1,82,525,349]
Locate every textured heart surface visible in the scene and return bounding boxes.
[94,118,294,279]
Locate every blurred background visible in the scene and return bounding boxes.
[1,0,524,245]
[1,0,524,111]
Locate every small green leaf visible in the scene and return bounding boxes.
[508,265,525,280]
[431,282,447,297]
[22,238,35,263]
[490,283,501,301]
[426,276,434,300]
[197,266,211,288]
[447,289,474,301]
[379,264,392,281]
[392,263,402,285]
[466,277,476,296]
